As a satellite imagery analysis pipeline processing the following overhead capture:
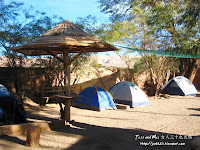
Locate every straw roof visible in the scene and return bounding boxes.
[12,20,117,56]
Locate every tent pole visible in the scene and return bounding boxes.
[63,50,71,123]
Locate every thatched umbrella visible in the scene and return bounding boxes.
[12,20,117,123]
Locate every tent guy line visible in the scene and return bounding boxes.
[115,45,200,58]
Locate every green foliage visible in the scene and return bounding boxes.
[98,0,134,21]
[71,53,91,70]
[98,0,200,56]
[0,1,63,67]
[90,57,103,68]
[142,0,200,56]
[180,0,200,29]
[75,15,98,36]
[97,0,199,95]
[98,21,136,43]
[132,57,146,74]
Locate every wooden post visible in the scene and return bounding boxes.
[26,126,40,147]
[63,50,71,123]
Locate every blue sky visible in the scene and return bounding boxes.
[5,0,110,23]
[4,0,115,56]
[4,0,138,56]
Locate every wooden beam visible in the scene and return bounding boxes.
[26,126,40,147]
[63,50,71,123]
[45,50,64,63]
[0,122,50,136]
[66,52,82,66]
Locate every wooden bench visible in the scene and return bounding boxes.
[40,86,66,105]
[39,85,82,105]
[39,86,78,122]
[53,95,77,123]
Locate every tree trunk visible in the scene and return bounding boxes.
[165,70,171,85]
[63,50,71,123]
[26,126,40,147]
[189,59,200,82]
[179,58,199,82]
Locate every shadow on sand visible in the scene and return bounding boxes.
[0,135,26,145]
[0,103,193,150]
[188,108,200,117]
[52,121,192,150]
[195,94,200,97]
[0,119,192,150]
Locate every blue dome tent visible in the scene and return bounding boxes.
[0,84,27,125]
[73,86,116,111]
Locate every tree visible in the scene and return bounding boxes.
[0,0,63,67]
[0,0,64,101]
[75,15,99,36]
[99,0,199,54]
[98,0,200,94]
[142,0,200,81]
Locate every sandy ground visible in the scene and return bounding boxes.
[0,95,200,150]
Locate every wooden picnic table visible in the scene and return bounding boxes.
[52,95,77,124]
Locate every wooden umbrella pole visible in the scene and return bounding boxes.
[63,50,71,123]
